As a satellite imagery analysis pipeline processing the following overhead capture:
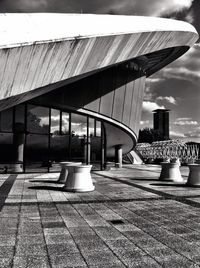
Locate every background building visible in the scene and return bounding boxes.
[153,109,170,140]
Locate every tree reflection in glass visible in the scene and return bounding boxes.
[27,105,49,134]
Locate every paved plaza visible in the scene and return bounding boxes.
[1,164,200,267]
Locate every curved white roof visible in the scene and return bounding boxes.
[0,13,198,48]
[0,13,198,112]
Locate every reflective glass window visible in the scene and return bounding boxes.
[27,105,49,134]
[71,113,87,137]
[0,133,14,162]
[61,112,69,135]
[91,136,102,163]
[26,134,49,162]
[50,135,69,162]
[14,105,25,132]
[71,135,86,162]
[0,108,13,132]
[89,118,95,137]
[51,109,60,135]
[96,121,101,137]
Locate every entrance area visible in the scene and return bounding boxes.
[0,104,104,173]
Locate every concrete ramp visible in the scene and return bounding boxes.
[123,150,143,164]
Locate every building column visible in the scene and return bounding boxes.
[83,135,91,164]
[115,145,122,168]
[13,131,25,172]
[87,136,91,165]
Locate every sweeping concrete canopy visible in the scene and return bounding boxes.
[0,13,197,47]
[0,14,198,105]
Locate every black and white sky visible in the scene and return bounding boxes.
[0,0,199,142]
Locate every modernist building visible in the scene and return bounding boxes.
[0,14,198,172]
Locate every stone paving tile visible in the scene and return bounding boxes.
[0,246,15,259]
[43,227,70,235]
[47,242,79,255]
[89,264,126,268]
[45,233,72,245]
[18,221,43,235]
[42,221,66,228]
[17,234,45,245]
[15,244,48,257]
[93,226,126,241]
[13,255,50,268]
[0,258,13,268]
[2,165,200,267]
[0,234,16,246]
[49,252,87,267]
[78,239,109,252]
[81,250,124,267]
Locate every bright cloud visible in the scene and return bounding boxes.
[39,116,49,126]
[140,120,150,125]
[161,67,200,86]
[142,101,165,113]
[156,96,177,105]
[146,78,165,83]
[174,119,198,126]
[151,0,194,16]
[159,44,200,86]
[176,117,193,121]
[105,0,194,16]
[170,130,186,138]
[185,127,200,138]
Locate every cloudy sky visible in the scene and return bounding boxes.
[0,0,199,142]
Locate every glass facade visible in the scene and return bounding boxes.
[0,104,104,173]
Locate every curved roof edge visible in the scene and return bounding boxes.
[0,13,198,48]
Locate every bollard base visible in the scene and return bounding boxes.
[159,162,184,182]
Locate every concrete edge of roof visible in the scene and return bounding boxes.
[0,13,198,49]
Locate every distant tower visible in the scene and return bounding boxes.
[153,109,170,140]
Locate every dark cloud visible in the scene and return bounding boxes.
[189,0,200,39]
[0,0,195,16]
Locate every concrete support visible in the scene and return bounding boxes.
[159,162,183,182]
[87,136,91,165]
[63,164,95,192]
[57,162,82,183]
[83,136,91,164]
[115,145,122,168]
[13,131,25,172]
[186,164,200,186]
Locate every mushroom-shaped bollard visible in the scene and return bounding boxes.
[186,164,200,186]
[63,165,95,192]
[57,162,82,183]
[159,162,183,182]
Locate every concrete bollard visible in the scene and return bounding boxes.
[159,162,183,182]
[186,164,200,186]
[57,162,82,183]
[63,165,95,192]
